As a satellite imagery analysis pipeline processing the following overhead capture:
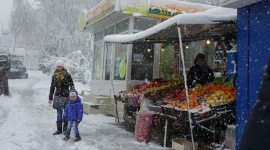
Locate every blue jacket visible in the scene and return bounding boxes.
[63,97,83,121]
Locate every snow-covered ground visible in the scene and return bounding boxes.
[0,70,167,150]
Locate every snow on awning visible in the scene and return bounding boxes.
[80,0,216,30]
[104,7,237,44]
[221,0,262,8]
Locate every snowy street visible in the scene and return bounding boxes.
[0,71,167,150]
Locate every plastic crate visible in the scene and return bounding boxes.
[171,109,181,118]
[161,106,172,116]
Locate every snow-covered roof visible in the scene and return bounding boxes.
[104,7,237,43]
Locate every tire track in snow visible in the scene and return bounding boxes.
[0,106,8,127]
[15,75,61,150]
[0,78,41,150]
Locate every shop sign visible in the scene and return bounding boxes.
[120,0,148,16]
[148,8,180,19]
[120,0,209,19]
[148,0,208,19]
[85,0,116,27]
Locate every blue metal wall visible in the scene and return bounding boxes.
[236,0,270,149]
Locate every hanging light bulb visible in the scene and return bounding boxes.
[185,43,189,49]
[206,39,211,44]
[147,48,151,52]
[161,46,164,52]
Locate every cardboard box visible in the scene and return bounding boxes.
[172,138,198,150]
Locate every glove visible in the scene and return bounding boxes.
[77,120,81,124]
[48,100,52,104]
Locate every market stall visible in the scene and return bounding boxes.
[117,77,236,145]
[106,6,237,149]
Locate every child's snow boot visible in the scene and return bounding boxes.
[62,134,70,141]
[74,133,81,142]
[53,122,62,135]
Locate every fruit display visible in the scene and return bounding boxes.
[165,89,186,101]
[206,90,235,106]
[159,83,236,121]
[123,78,183,105]
[121,76,236,122]
[213,76,234,86]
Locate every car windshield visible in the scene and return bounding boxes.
[11,60,23,67]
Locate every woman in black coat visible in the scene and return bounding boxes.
[48,59,74,135]
[187,53,215,88]
[240,58,270,150]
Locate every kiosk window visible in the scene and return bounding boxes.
[105,43,113,80]
[134,18,156,30]
[92,42,103,80]
[94,30,104,42]
[114,43,127,80]
[131,44,154,80]
[105,25,114,36]
[116,19,129,33]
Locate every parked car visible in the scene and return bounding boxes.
[9,60,28,79]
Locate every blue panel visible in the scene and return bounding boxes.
[249,0,270,110]
[236,6,250,150]
[236,0,270,150]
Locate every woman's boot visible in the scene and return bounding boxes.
[53,122,62,135]
[63,121,68,135]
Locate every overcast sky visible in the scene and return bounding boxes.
[0,0,13,29]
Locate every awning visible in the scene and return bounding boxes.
[104,7,237,44]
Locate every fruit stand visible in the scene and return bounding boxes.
[117,76,236,147]
[102,5,237,148]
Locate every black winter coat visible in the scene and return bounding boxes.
[187,64,214,88]
[239,58,270,150]
[49,70,74,100]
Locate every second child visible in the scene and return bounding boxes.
[62,89,83,142]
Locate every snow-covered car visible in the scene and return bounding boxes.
[9,60,28,79]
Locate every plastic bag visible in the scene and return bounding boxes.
[135,94,154,143]
[139,94,155,113]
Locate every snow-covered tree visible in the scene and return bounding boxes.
[9,0,98,84]
[9,0,33,53]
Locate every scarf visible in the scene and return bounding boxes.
[54,68,67,87]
